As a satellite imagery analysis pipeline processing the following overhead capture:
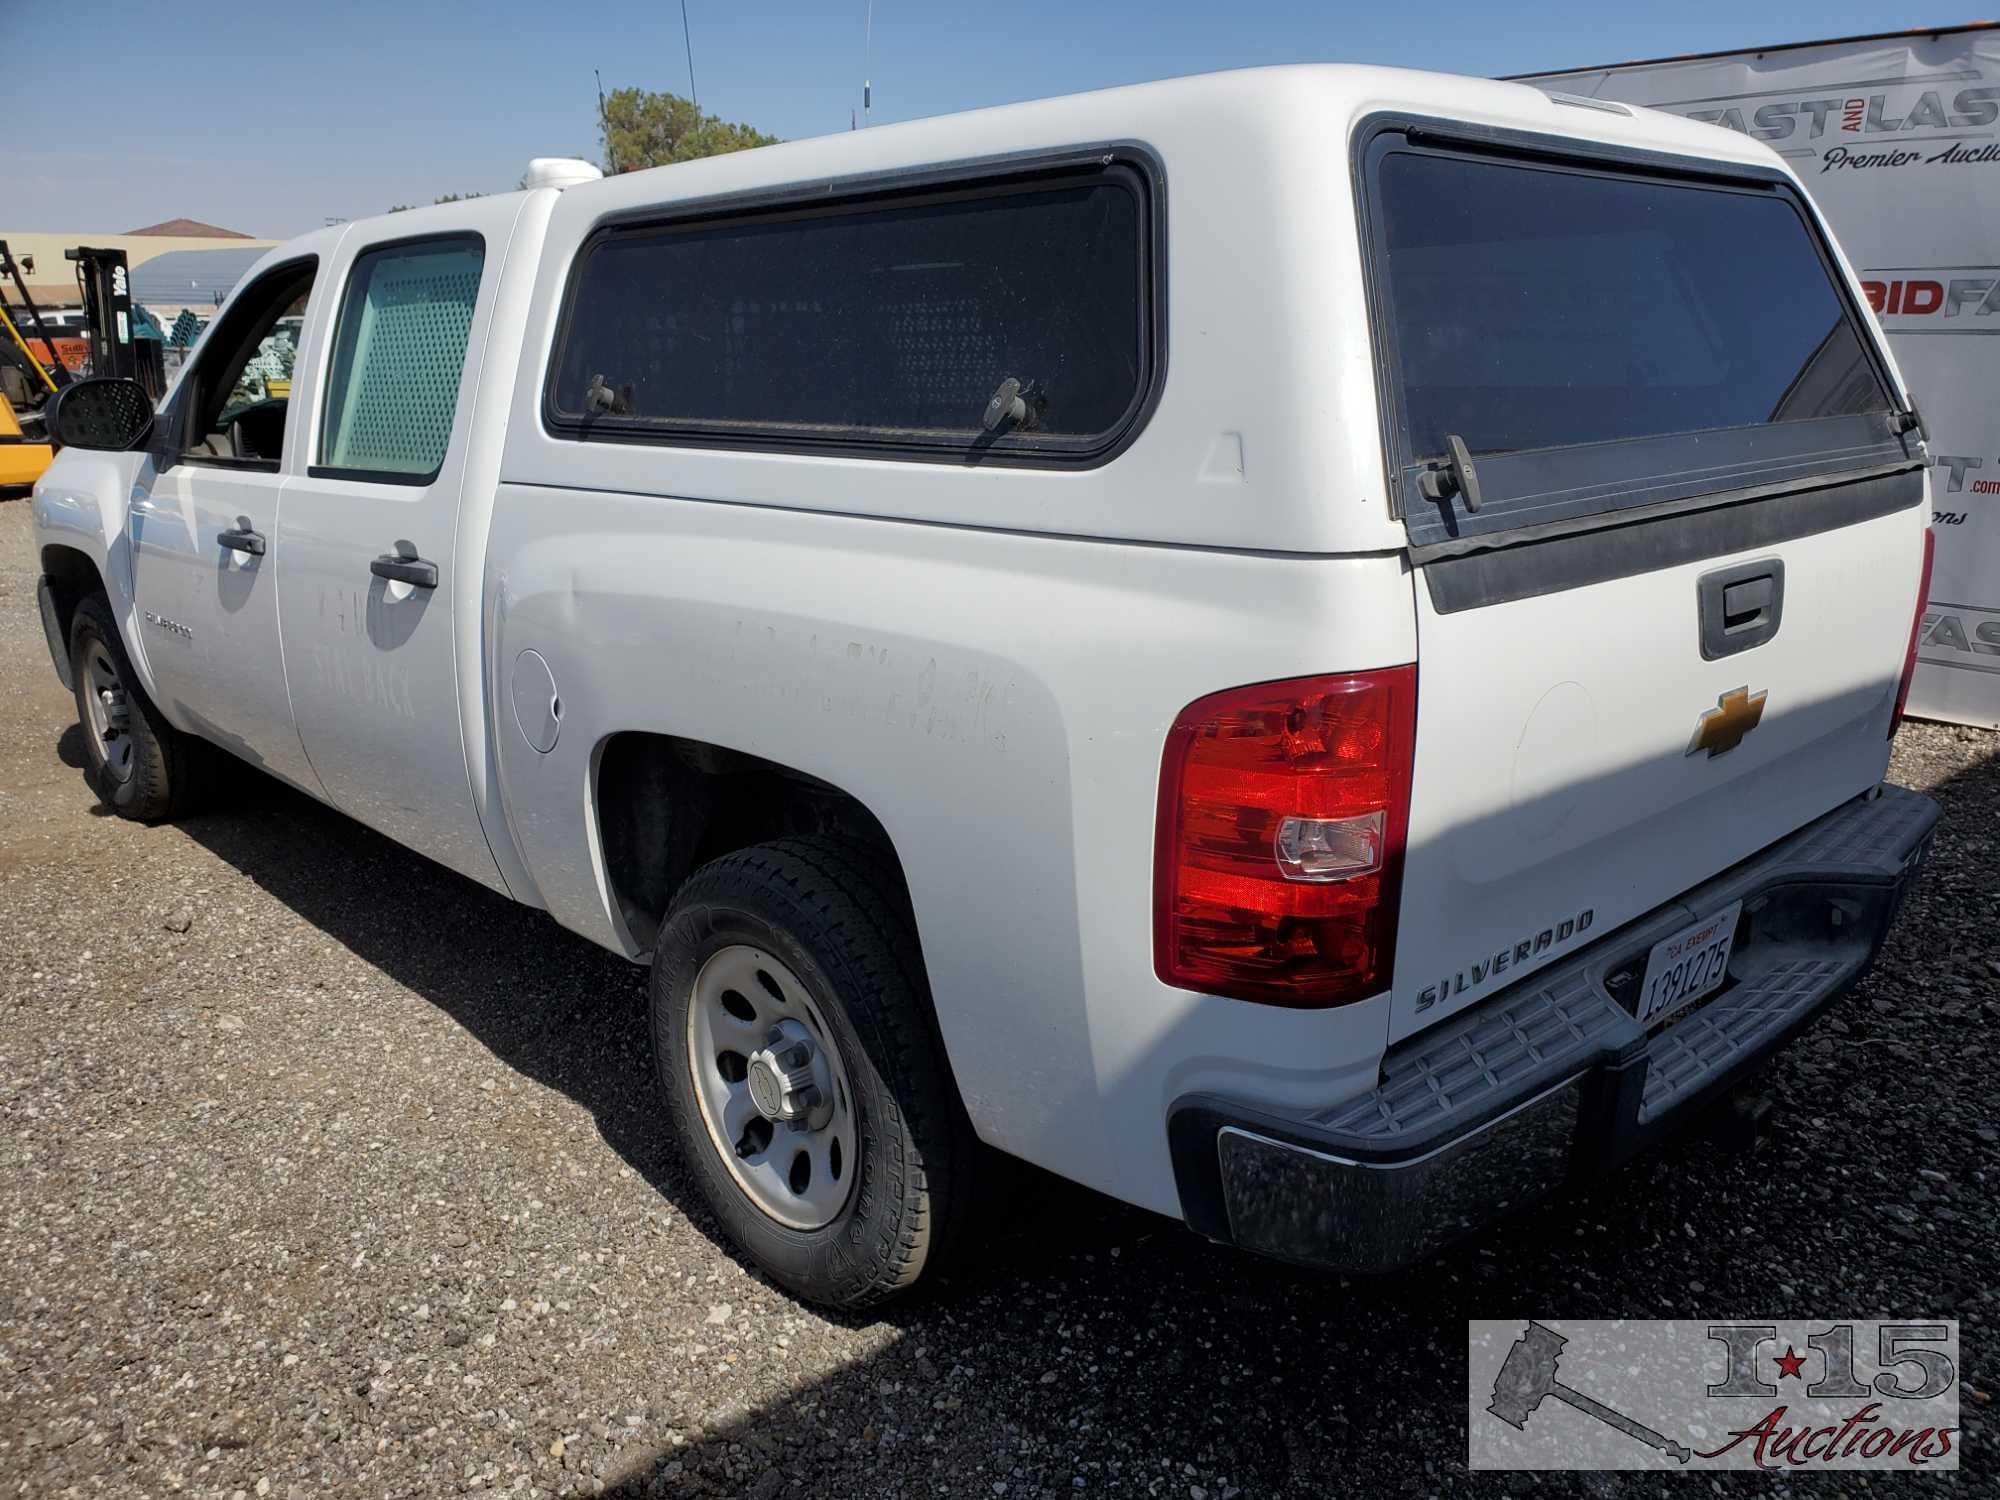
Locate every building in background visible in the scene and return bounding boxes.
[1518,22,2000,728]
[3,218,278,384]
[0,219,277,318]
[128,246,277,322]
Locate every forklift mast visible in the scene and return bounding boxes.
[0,238,72,392]
[67,246,137,381]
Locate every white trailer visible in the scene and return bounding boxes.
[1521,23,2000,727]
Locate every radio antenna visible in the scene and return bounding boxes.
[595,68,617,174]
[862,0,873,126]
[680,0,700,112]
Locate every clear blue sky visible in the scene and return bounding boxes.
[3,0,1962,237]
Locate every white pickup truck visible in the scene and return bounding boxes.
[32,65,1938,1307]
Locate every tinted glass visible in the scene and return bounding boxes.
[320,236,484,476]
[1376,153,1891,459]
[550,177,1144,449]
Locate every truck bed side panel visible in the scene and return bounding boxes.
[482,483,1412,1216]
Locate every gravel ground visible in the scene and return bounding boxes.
[0,493,1993,1499]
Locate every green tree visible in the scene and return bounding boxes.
[599,87,777,172]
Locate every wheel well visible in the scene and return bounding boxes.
[39,545,105,647]
[595,732,908,951]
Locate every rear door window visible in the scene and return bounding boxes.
[1364,133,1905,547]
[316,235,485,482]
[545,159,1157,465]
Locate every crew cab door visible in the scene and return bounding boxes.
[275,208,513,892]
[129,252,328,795]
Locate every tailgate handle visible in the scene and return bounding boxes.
[1698,559,1785,661]
[1723,577,1773,626]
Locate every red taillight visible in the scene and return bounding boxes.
[1889,527,1936,738]
[1154,667,1417,1007]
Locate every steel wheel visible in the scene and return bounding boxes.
[686,943,858,1230]
[81,639,135,785]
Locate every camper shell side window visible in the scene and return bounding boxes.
[542,148,1165,468]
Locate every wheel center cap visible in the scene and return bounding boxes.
[746,1057,784,1119]
[744,1029,829,1128]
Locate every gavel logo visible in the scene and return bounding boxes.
[1489,1322,1693,1464]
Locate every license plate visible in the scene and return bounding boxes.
[1633,900,1742,1026]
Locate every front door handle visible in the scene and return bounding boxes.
[218,526,266,556]
[371,553,439,589]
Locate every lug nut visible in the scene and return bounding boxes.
[785,1084,823,1126]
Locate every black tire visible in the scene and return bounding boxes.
[68,592,212,822]
[651,837,976,1308]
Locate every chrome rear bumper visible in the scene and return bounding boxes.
[1167,782,1939,1270]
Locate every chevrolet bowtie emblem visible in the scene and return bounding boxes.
[1687,685,1767,758]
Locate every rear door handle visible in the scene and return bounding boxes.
[371,554,438,589]
[218,526,266,556]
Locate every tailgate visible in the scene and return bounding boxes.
[1393,500,1917,1041]
[1356,120,1930,1042]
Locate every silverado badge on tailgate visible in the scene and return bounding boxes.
[1687,686,1767,759]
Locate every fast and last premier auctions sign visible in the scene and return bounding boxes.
[1521,24,2000,728]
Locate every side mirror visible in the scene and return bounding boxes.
[46,377,155,452]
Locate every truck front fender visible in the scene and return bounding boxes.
[32,448,162,706]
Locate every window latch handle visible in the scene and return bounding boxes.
[1417,434,1483,512]
[584,373,629,416]
[982,376,1029,433]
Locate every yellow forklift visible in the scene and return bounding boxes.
[1,238,165,490]
[0,366,56,487]
[0,306,57,488]
[1,239,69,488]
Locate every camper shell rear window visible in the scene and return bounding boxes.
[543,150,1162,467]
[1357,121,1911,554]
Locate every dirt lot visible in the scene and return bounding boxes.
[0,493,1993,1499]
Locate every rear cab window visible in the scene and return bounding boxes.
[1358,123,1913,555]
[544,155,1160,466]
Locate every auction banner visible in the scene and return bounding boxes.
[1523,25,2000,727]
[1469,1320,1961,1471]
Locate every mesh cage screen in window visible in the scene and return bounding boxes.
[321,237,485,477]
[547,169,1150,461]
